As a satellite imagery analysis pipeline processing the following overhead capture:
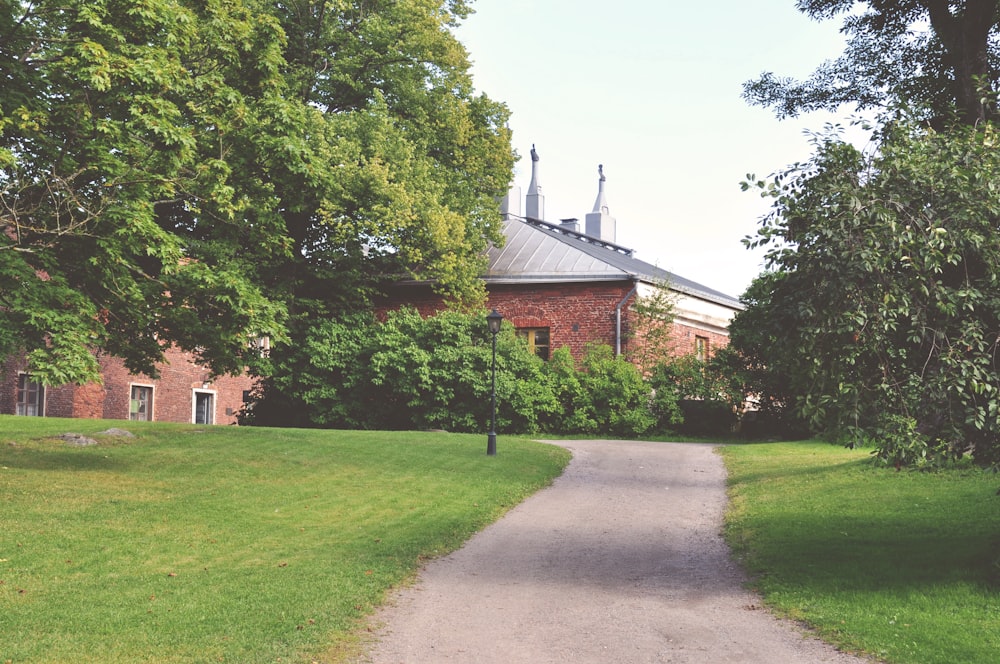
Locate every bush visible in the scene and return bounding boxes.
[250,309,557,432]
[574,343,656,437]
[250,309,751,439]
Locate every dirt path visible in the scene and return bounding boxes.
[356,440,872,663]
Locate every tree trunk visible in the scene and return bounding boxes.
[925,0,997,124]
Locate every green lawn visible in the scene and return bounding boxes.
[0,416,570,663]
[721,441,1000,664]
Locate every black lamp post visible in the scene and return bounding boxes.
[486,309,503,456]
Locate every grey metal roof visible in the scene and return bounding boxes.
[486,217,743,310]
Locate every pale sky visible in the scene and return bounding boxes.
[456,0,870,298]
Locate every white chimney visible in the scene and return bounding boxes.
[525,144,544,221]
[500,183,522,219]
[585,164,616,242]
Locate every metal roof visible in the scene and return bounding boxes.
[485,217,744,310]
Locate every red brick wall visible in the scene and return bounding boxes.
[666,324,730,358]
[379,280,729,365]
[485,282,637,359]
[0,355,26,415]
[0,348,253,425]
[94,348,251,424]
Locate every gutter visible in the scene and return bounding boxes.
[615,279,640,357]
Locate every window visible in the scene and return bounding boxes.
[130,385,153,421]
[516,328,550,360]
[193,391,215,425]
[16,374,44,416]
[250,335,271,358]
[695,336,709,362]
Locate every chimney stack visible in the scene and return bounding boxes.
[560,218,580,233]
[585,164,616,243]
[525,144,545,221]
[500,183,522,219]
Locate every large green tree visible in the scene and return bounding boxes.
[1,0,290,383]
[245,0,515,423]
[736,119,1000,466]
[256,0,513,316]
[745,0,1000,125]
[1,0,514,395]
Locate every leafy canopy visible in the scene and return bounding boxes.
[735,117,1000,467]
[1,0,515,387]
[744,1,1000,125]
[1,0,292,382]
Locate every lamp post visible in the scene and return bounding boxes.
[486,309,503,456]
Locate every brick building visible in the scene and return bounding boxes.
[0,346,252,425]
[3,148,740,424]
[384,149,743,364]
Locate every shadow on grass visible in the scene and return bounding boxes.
[731,456,1000,595]
[0,442,126,472]
[728,454,872,487]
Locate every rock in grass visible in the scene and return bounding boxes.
[61,433,97,446]
[99,428,135,438]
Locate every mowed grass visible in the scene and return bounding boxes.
[721,441,1000,664]
[0,416,570,663]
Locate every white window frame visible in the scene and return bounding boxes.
[192,389,216,425]
[15,373,45,417]
[129,383,155,421]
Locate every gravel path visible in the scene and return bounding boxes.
[356,440,872,663]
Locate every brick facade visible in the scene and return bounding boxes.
[0,347,253,425]
[380,280,730,366]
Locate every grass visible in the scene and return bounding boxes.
[721,440,1000,664]
[0,416,570,663]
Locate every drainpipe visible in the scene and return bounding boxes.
[615,280,640,357]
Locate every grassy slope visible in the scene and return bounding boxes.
[721,441,1000,664]
[0,417,570,663]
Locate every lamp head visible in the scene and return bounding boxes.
[486,309,503,335]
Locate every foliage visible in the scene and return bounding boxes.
[723,440,1000,664]
[744,0,1000,125]
[247,308,559,433]
[244,0,517,410]
[865,413,964,470]
[0,417,570,663]
[647,350,745,436]
[0,0,290,382]
[569,343,657,437]
[735,117,1000,466]
[1,0,515,388]
[260,0,514,314]
[626,281,678,372]
[249,310,695,437]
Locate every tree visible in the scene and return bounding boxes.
[625,281,677,373]
[246,0,516,422]
[255,0,513,314]
[1,0,515,401]
[734,118,1000,467]
[1,0,290,383]
[744,1,1000,125]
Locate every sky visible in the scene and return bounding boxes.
[454,0,871,298]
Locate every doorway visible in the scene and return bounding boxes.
[193,391,215,425]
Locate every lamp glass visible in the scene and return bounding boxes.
[486,309,503,334]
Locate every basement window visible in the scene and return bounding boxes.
[16,374,44,416]
[516,327,550,360]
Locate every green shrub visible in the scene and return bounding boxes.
[866,414,964,470]
[251,309,557,432]
[250,310,752,438]
[574,343,656,437]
